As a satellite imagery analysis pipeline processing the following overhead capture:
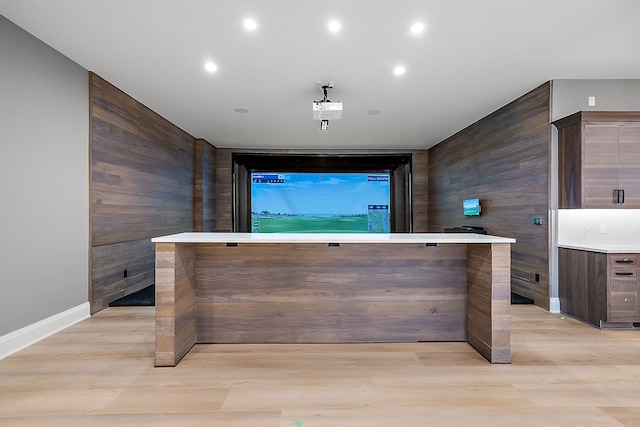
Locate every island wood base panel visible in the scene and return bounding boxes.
[155,241,511,366]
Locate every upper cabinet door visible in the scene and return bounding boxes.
[618,125,640,208]
[583,125,619,208]
[555,112,640,209]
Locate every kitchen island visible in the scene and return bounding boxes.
[152,232,515,366]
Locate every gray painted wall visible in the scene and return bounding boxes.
[0,15,89,336]
[552,79,640,121]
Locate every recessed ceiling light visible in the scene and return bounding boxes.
[204,61,218,73]
[328,20,342,33]
[243,18,257,31]
[233,107,249,114]
[410,22,425,34]
[393,65,406,76]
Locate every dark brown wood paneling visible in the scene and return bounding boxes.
[617,125,640,208]
[585,251,608,326]
[215,149,234,232]
[411,150,429,232]
[558,247,608,327]
[555,112,640,209]
[214,149,428,232]
[575,111,640,122]
[89,72,195,312]
[608,254,639,323]
[583,125,619,207]
[556,114,582,209]
[194,243,467,344]
[558,248,589,321]
[428,82,551,308]
[194,138,216,232]
[90,238,155,313]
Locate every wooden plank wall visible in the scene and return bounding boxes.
[411,150,429,232]
[214,149,234,232]
[427,82,551,308]
[90,239,155,310]
[194,138,216,232]
[214,149,429,232]
[194,243,467,344]
[89,73,196,313]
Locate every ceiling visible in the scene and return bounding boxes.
[1,0,639,150]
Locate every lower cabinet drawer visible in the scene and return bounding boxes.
[609,292,638,321]
[610,276,638,292]
[609,254,638,269]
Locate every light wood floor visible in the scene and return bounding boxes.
[1,305,640,426]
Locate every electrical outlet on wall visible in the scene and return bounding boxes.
[600,224,606,234]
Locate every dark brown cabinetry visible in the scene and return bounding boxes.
[559,248,638,327]
[608,253,639,322]
[618,125,640,207]
[555,112,640,209]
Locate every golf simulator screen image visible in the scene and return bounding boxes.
[250,172,391,233]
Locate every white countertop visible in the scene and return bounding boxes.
[558,243,640,254]
[152,232,516,244]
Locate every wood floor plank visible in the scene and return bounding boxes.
[278,407,620,427]
[1,305,640,426]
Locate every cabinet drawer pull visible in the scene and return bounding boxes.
[615,259,634,264]
[613,189,627,204]
[615,272,634,276]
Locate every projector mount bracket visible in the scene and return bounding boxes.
[318,81,334,102]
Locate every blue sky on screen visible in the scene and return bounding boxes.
[251,172,390,216]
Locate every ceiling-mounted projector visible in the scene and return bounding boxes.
[313,100,343,120]
[313,82,342,122]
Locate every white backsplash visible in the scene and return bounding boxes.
[558,209,640,246]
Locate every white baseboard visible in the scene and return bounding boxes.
[0,302,90,360]
[549,297,561,314]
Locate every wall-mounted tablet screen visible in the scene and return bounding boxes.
[463,198,481,216]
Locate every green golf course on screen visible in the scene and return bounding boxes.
[251,172,390,233]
